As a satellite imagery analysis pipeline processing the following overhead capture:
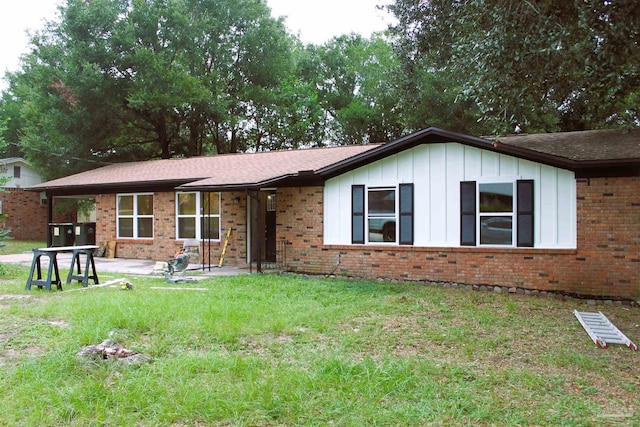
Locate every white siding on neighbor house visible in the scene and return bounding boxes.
[323,142,577,249]
[0,160,43,188]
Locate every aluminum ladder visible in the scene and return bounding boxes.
[574,310,637,350]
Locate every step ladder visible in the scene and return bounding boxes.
[574,310,637,350]
[218,228,232,268]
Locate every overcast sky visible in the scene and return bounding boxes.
[0,0,393,89]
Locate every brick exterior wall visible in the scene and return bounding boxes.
[93,177,638,300]
[277,178,639,300]
[95,191,248,264]
[0,188,48,240]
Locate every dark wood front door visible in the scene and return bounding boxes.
[264,192,276,262]
[250,191,277,264]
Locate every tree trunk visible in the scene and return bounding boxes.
[156,114,170,159]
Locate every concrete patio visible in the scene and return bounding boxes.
[0,251,251,279]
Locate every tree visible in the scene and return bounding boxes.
[305,34,405,145]
[0,121,12,250]
[386,0,640,134]
[6,0,297,179]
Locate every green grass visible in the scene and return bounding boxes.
[0,267,638,425]
[0,240,46,256]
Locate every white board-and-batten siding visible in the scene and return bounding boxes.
[323,142,576,249]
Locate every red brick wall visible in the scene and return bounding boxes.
[0,188,48,240]
[277,186,331,272]
[573,176,639,298]
[95,191,248,264]
[93,177,639,299]
[277,178,639,300]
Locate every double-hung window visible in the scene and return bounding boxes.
[117,193,154,239]
[352,184,413,245]
[176,192,221,240]
[479,183,514,245]
[368,188,396,243]
[460,180,533,247]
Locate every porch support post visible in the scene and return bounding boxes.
[46,192,53,247]
[256,190,263,273]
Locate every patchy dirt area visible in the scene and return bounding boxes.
[0,316,69,366]
[342,292,640,419]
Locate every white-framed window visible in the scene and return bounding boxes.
[367,187,397,243]
[266,193,276,212]
[352,184,413,245]
[117,193,154,239]
[461,180,534,247]
[176,192,221,240]
[478,182,514,246]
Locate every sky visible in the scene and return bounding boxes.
[0,0,393,89]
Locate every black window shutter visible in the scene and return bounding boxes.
[399,184,414,245]
[460,181,476,246]
[351,185,365,244]
[517,180,534,247]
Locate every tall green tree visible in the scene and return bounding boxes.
[0,120,13,250]
[7,0,296,178]
[387,0,640,134]
[306,34,405,145]
[0,81,26,159]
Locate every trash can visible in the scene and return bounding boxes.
[50,223,75,247]
[74,222,96,245]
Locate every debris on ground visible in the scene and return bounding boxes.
[62,278,134,293]
[76,338,152,365]
[118,279,134,290]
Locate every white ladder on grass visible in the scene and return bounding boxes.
[574,310,637,351]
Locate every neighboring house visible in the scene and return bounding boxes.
[0,158,48,240]
[29,128,640,299]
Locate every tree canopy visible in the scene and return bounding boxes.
[386,0,640,134]
[5,0,299,177]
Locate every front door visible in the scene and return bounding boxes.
[249,190,277,264]
[264,192,276,262]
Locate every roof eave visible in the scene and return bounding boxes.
[317,127,507,179]
[572,160,640,178]
[177,171,324,192]
[318,127,640,178]
[28,179,204,196]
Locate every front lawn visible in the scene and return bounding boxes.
[0,240,46,256]
[0,268,638,426]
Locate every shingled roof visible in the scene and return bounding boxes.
[316,127,640,180]
[496,128,640,162]
[30,127,640,195]
[30,144,379,195]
